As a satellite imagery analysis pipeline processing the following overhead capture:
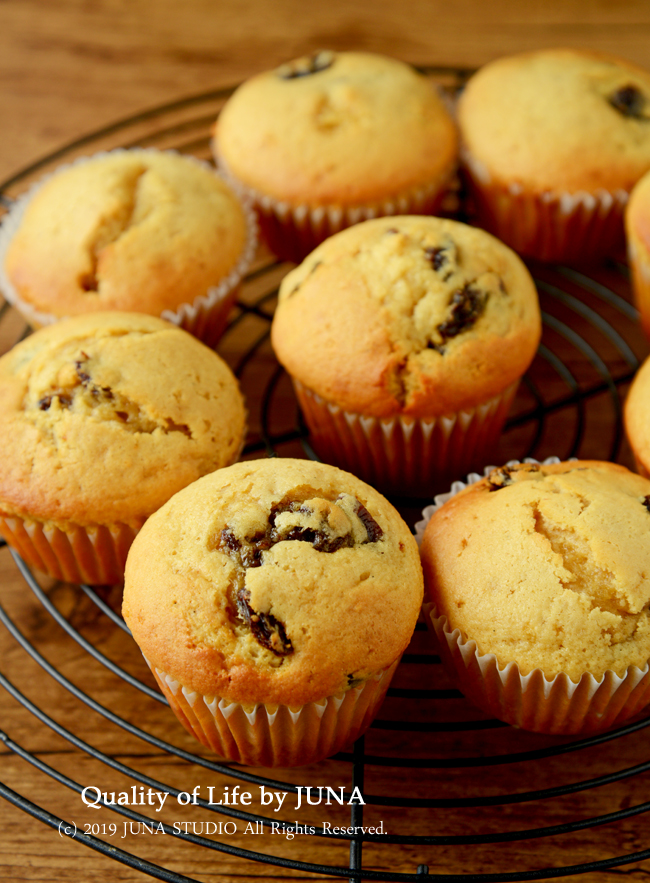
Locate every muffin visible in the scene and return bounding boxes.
[0,312,247,584]
[626,169,650,339]
[624,354,650,477]
[271,215,541,497]
[420,459,650,735]
[213,50,458,262]
[458,49,650,263]
[0,149,257,345]
[122,457,424,767]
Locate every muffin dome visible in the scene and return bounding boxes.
[213,51,458,261]
[271,215,541,419]
[0,312,246,529]
[458,49,650,196]
[457,48,650,261]
[421,459,650,680]
[1,149,254,337]
[215,50,457,207]
[123,457,423,707]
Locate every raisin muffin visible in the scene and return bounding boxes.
[0,149,256,345]
[122,457,424,767]
[271,215,541,497]
[0,312,247,584]
[626,169,650,339]
[458,49,650,263]
[624,354,650,477]
[213,50,458,262]
[420,459,650,735]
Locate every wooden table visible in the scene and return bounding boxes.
[2,2,650,881]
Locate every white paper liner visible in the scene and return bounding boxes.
[0,148,257,344]
[425,603,650,735]
[462,148,628,263]
[293,378,518,497]
[147,658,400,767]
[417,457,650,734]
[0,511,144,584]
[214,146,454,262]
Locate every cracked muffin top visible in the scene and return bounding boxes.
[2,149,250,321]
[271,216,541,418]
[420,460,650,680]
[213,50,458,207]
[122,458,424,706]
[458,49,650,194]
[0,312,246,528]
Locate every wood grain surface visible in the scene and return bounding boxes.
[2,2,650,882]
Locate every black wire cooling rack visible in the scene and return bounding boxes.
[2,67,650,883]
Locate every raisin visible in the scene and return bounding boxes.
[437,285,488,341]
[609,85,647,119]
[643,495,650,513]
[277,51,334,80]
[75,353,91,385]
[425,246,449,272]
[236,587,293,657]
[487,463,539,491]
[219,528,241,554]
[38,391,73,410]
[353,499,383,543]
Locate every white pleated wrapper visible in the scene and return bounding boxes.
[214,147,454,263]
[147,657,400,768]
[416,458,650,735]
[0,148,257,346]
[293,378,518,498]
[462,149,629,264]
[0,511,145,585]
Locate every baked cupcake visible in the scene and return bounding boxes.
[271,215,541,497]
[624,354,650,477]
[0,149,257,345]
[419,459,650,735]
[0,312,247,584]
[626,169,650,339]
[458,49,650,263]
[212,50,458,262]
[122,457,423,767]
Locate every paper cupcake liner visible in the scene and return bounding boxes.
[462,151,628,264]
[148,658,400,767]
[425,603,650,736]
[417,457,650,735]
[215,149,455,264]
[293,378,519,497]
[0,148,258,345]
[0,511,145,584]
[627,238,650,340]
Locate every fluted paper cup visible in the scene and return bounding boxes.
[148,658,400,767]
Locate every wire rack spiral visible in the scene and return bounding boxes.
[1,66,650,882]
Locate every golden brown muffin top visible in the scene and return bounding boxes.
[3,149,251,320]
[458,49,650,194]
[271,216,541,419]
[123,458,424,706]
[0,312,246,528]
[214,50,458,207]
[420,460,650,680]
